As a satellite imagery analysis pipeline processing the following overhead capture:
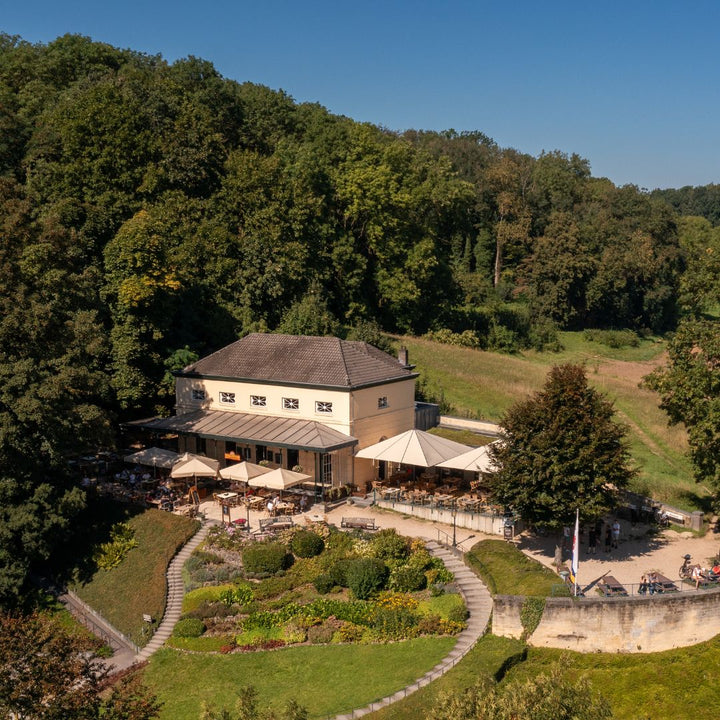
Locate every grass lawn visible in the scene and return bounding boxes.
[366,634,526,720]
[401,332,704,510]
[503,636,720,720]
[465,540,563,596]
[143,638,456,719]
[428,427,495,446]
[72,508,198,646]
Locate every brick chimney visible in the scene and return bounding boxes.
[398,346,409,367]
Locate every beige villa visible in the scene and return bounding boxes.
[131,333,418,491]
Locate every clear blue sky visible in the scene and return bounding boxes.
[4,1,719,189]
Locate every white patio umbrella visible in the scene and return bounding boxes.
[124,447,179,470]
[435,441,499,473]
[219,461,272,483]
[170,452,219,479]
[355,429,472,468]
[248,467,311,491]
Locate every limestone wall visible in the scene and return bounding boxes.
[493,589,720,653]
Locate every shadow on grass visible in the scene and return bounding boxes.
[47,493,145,587]
[673,489,715,514]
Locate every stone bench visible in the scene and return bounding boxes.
[259,515,294,532]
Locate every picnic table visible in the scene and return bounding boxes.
[381,487,401,499]
[651,573,679,593]
[598,575,628,597]
[216,491,238,505]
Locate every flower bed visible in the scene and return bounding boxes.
[179,524,465,652]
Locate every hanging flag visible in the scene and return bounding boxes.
[570,508,580,594]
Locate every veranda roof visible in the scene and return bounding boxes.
[127,409,357,453]
[219,461,272,483]
[355,429,472,468]
[123,447,179,469]
[170,452,219,479]
[248,467,311,491]
[435,441,499,472]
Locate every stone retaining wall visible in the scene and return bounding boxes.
[377,499,509,535]
[493,589,720,653]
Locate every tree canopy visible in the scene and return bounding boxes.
[490,364,634,528]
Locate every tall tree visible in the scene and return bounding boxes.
[490,364,634,561]
[645,319,720,493]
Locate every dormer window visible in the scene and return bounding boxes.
[192,389,206,401]
[316,401,333,414]
[378,396,388,409]
[283,397,299,410]
[219,391,235,405]
[251,395,267,407]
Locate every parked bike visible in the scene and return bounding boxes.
[679,553,694,580]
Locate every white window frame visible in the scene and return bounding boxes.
[378,396,389,409]
[283,397,299,411]
[250,395,267,407]
[219,391,236,405]
[316,400,333,414]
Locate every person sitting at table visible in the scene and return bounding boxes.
[267,496,276,515]
[638,574,649,594]
[647,571,659,594]
[692,564,706,589]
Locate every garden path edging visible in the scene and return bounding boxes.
[331,538,492,720]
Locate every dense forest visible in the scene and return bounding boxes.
[1,33,719,603]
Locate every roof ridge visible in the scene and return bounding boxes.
[338,337,352,386]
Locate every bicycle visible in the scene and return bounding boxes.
[678,553,694,580]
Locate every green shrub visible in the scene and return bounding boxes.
[173,617,206,638]
[242,542,294,576]
[370,530,409,563]
[182,584,237,612]
[345,558,388,599]
[186,601,237,620]
[389,564,427,592]
[313,574,335,594]
[372,605,418,640]
[219,583,254,606]
[328,558,353,588]
[92,522,138,571]
[520,596,545,638]
[291,531,325,558]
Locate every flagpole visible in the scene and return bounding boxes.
[572,508,580,597]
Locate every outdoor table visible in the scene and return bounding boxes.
[382,487,401,498]
[599,575,628,597]
[651,573,679,593]
[217,492,238,504]
[433,493,454,507]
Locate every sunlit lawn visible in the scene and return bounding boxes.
[143,638,455,719]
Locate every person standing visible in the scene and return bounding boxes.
[604,526,612,553]
[587,525,597,554]
[611,519,621,549]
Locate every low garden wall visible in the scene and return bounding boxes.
[377,499,511,536]
[493,588,720,653]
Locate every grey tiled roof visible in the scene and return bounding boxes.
[180,334,415,389]
[128,409,357,452]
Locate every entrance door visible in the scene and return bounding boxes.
[287,448,299,469]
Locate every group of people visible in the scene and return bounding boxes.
[585,518,621,555]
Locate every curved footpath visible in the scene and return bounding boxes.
[109,517,493,720]
[332,539,493,720]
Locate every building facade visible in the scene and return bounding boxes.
[132,334,418,490]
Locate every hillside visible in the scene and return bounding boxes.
[404,332,702,510]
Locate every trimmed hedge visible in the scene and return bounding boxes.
[291,531,325,558]
[242,542,294,576]
[345,558,389,600]
[173,617,205,638]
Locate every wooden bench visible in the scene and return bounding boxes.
[259,515,294,532]
[341,517,378,531]
[598,575,628,597]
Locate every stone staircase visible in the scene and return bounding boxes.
[134,521,213,663]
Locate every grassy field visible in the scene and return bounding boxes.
[72,508,198,646]
[366,634,527,720]
[402,331,705,510]
[464,540,564,597]
[143,638,455,719]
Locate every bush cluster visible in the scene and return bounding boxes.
[173,617,206,638]
[242,542,294,577]
[92,522,138,571]
[291,531,325,558]
[345,558,389,600]
[583,328,640,348]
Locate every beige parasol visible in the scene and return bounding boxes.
[248,467,311,491]
[355,429,471,468]
[219,461,272,483]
